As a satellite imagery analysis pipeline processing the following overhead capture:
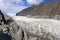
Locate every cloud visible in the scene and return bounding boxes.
[27,0,43,5]
[0,0,43,16]
[0,0,30,16]
[1,0,28,6]
[0,3,29,15]
[2,0,22,4]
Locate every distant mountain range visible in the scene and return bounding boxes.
[16,2,60,19]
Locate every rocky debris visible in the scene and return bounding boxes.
[0,11,7,24]
[0,30,12,40]
[0,10,12,40]
[0,10,22,40]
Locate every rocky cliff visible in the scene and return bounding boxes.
[0,10,23,40]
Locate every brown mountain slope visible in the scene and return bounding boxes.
[16,2,60,19]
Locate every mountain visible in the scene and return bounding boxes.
[16,2,60,19]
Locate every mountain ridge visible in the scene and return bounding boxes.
[16,2,60,19]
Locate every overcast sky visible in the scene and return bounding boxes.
[0,0,59,16]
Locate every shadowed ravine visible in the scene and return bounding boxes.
[10,16,60,40]
[0,31,12,40]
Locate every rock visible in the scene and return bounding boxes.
[0,11,7,24]
[0,10,22,40]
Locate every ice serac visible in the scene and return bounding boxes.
[11,16,60,40]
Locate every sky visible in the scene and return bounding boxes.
[0,0,60,16]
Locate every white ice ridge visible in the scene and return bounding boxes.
[10,16,60,38]
[11,16,60,22]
